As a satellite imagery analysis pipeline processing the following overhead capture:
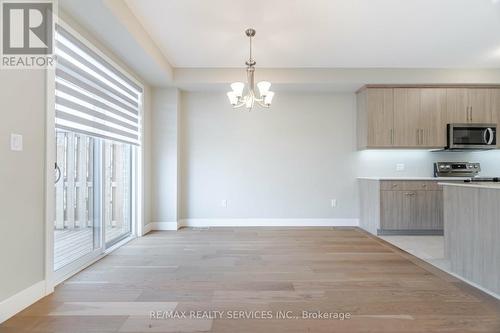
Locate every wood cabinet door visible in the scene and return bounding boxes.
[380,191,416,230]
[420,88,446,147]
[416,190,443,230]
[446,88,469,124]
[366,88,394,147]
[491,89,500,148]
[380,191,404,229]
[469,89,492,123]
[393,88,420,147]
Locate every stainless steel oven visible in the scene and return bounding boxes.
[446,124,497,150]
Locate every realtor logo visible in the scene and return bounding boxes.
[1,0,55,68]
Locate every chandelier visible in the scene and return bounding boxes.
[226,28,274,110]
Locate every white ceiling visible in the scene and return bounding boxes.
[125,0,500,68]
[59,0,172,86]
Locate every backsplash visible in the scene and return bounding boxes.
[356,150,500,177]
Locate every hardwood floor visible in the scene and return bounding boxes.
[54,226,127,270]
[2,227,499,332]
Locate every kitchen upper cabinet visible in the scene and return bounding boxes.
[469,89,493,123]
[446,88,493,124]
[420,88,447,147]
[393,88,420,147]
[357,88,394,149]
[357,86,500,150]
[492,89,500,148]
[446,88,469,123]
[393,88,446,148]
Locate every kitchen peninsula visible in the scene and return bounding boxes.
[441,182,500,296]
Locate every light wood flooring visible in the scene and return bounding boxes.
[2,227,499,332]
[54,226,130,270]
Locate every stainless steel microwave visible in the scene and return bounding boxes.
[446,124,497,150]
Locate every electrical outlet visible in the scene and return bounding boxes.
[220,199,227,208]
[331,199,337,208]
[396,163,405,172]
[10,133,23,151]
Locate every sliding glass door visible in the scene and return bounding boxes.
[103,140,132,247]
[54,131,101,271]
[52,22,142,281]
[53,133,134,273]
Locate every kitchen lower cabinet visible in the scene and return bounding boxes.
[380,191,408,229]
[416,190,443,230]
[380,189,443,232]
[359,179,447,235]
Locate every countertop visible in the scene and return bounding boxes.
[357,177,471,181]
[438,182,500,190]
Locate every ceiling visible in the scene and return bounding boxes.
[59,0,173,86]
[125,0,500,68]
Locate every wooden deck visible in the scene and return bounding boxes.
[5,227,500,332]
[54,226,130,270]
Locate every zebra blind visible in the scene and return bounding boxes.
[55,24,142,145]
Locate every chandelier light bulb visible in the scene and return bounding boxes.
[231,82,245,97]
[257,81,271,97]
[227,91,238,106]
[264,91,274,106]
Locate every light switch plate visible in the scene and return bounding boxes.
[331,199,337,208]
[10,133,23,151]
[396,163,405,171]
[221,199,228,208]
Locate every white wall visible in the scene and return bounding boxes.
[151,88,180,225]
[178,91,500,222]
[0,70,46,301]
[180,92,359,219]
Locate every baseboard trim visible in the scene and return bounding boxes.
[142,223,154,235]
[378,229,444,236]
[178,218,359,228]
[149,221,179,231]
[0,280,47,323]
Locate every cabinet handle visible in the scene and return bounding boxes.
[470,106,473,122]
[404,192,416,196]
[416,129,419,145]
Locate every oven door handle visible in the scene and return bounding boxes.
[484,128,494,145]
